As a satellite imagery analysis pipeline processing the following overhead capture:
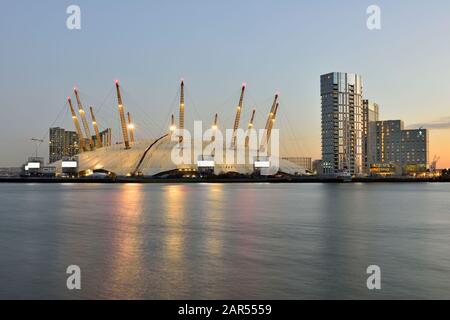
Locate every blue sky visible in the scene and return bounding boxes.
[1,0,450,166]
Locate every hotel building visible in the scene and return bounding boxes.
[371,120,428,175]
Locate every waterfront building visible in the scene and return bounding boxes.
[282,157,312,171]
[374,120,404,165]
[371,120,428,175]
[49,127,80,163]
[23,157,45,176]
[400,128,429,174]
[369,163,397,176]
[0,167,22,177]
[320,72,364,175]
[362,99,379,171]
[312,159,323,175]
[91,128,112,148]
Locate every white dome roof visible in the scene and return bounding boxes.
[53,135,307,176]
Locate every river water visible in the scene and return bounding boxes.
[0,183,449,299]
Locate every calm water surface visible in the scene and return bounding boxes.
[0,183,449,299]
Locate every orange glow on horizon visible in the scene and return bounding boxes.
[429,129,450,168]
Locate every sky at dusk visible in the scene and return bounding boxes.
[1,0,449,167]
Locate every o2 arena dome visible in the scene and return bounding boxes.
[52,80,307,177]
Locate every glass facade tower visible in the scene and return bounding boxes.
[320,72,364,175]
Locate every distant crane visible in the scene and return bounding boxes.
[30,138,44,158]
[430,155,440,173]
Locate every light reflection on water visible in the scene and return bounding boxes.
[0,183,450,299]
[104,184,145,299]
[164,184,186,262]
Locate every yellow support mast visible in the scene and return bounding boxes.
[179,80,185,143]
[89,106,103,148]
[170,114,176,133]
[68,97,86,152]
[115,80,130,150]
[127,112,135,143]
[211,113,219,157]
[266,102,279,145]
[260,93,279,152]
[245,108,256,148]
[74,88,94,150]
[108,128,112,146]
[231,83,246,148]
[212,113,218,139]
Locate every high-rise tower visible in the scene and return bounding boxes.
[320,72,364,175]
